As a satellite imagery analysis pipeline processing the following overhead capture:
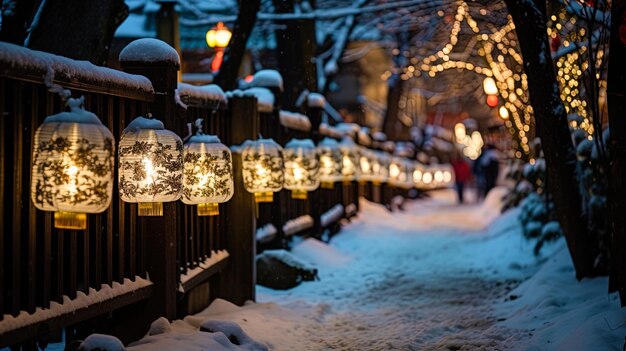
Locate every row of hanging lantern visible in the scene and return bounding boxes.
[31,98,454,230]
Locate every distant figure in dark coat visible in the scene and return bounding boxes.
[480,144,500,198]
[451,154,471,203]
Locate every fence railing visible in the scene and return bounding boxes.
[0,40,404,349]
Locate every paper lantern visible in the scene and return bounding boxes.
[31,97,115,230]
[389,157,411,188]
[373,151,390,185]
[339,137,360,183]
[422,168,434,188]
[283,139,319,199]
[241,139,284,203]
[181,130,234,216]
[317,138,342,188]
[118,116,183,216]
[357,147,373,183]
[413,162,425,189]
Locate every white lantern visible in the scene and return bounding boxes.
[118,116,183,216]
[373,151,390,185]
[422,168,434,189]
[413,162,426,189]
[317,138,342,188]
[182,129,234,216]
[389,157,410,188]
[339,137,359,183]
[442,164,454,187]
[283,139,319,199]
[241,139,284,203]
[31,97,115,230]
[358,147,375,183]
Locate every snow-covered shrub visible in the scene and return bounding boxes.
[519,193,561,254]
[78,334,124,351]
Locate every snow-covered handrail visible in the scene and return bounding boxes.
[179,250,230,290]
[321,204,344,228]
[176,83,227,110]
[279,110,312,132]
[0,42,154,101]
[283,215,314,237]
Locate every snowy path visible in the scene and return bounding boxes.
[128,187,626,351]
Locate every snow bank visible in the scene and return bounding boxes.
[291,238,351,267]
[0,41,153,94]
[79,334,124,351]
[278,110,311,132]
[496,245,626,350]
[119,38,180,67]
[282,215,314,236]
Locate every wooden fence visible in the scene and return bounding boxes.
[0,40,400,349]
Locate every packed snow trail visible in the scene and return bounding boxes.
[126,187,626,351]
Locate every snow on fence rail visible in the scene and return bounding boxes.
[176,83,227,110]
[319,122,344,139]
[0,277,152,348]
[321,204,345,228]
[0,42,154,101]
[226,88,275,112]
[283,215,314,237]
[279,110,312,132]
[257,223,278,244]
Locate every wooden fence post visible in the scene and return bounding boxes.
[119,41,180,326]
[307,105,323,237]
[212,96,259,305]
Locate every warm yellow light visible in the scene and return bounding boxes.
[499,106,509,120]
[206,22,232,48]
[483,77,498,95]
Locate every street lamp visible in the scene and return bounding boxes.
[206,22,232,72]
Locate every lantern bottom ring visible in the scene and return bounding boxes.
[254,192,274,203]
[54,211,87,230]
[290,189,308,200]
[198,202,219,216]
[321,182,335,189]
[138,202,163,216]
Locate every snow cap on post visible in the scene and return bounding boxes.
[251,69,284,92]
[119,38,181,69]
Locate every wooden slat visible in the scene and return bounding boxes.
[68,231,77,298]
[0,78,5,318]
[94,214,102,289]
[11,81,23,315]
[54,229,63,303]
[83,225,90,293]
[181,255,229,292]
[26,85,38,313]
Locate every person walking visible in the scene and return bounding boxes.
[451,153,471,203]
[480,144,500,197]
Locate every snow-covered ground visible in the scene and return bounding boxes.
[125,187,626,351]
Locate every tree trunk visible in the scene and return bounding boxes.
[25,0,128,66]
[212,0,260,91]
[607,0,626,302]
[383,73,404,140]
[505,0,597,278]
[272,0,317,110]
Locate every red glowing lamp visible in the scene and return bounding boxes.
[486,95,498,107]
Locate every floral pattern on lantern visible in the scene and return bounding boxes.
[182,127,234,216]
[119,116,183,216]
[283,139,319,199]
[317,138,342,188]
[31,97,115,230]
[241,139,284,202]
[339,137,359,183]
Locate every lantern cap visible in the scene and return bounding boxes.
[285,138,315,149]
[45,97,103,125]
[187,134,221,144]
[123,116,164,133]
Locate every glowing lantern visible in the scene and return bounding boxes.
[499,106,509,120]
[339,137,360,183]
[181,123,234,216]
[389,157,411,188]
[119,116,183,216]
[413,162,425,189]
[317,138,342,188]
[31,97,115,230]
[422,169,434,188]
[283,139,319,200]
[482,77,498,95]
[442,165,454,187]
[241,139,284,203]
[206,22,232,73]
[373,151,390,184]
[486,95,498,107]
[358,148,375,183]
